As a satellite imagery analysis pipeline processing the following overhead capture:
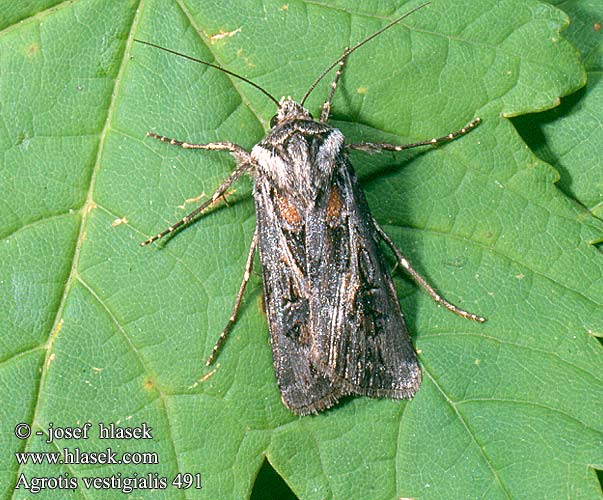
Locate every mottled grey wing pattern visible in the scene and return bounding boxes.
[253,120,420,414]
[254,174,349,414]
[308,159,421,399]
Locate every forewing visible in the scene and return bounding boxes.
[254,176,351,415]
[306,158,421,399]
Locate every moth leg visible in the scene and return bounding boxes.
[206,228,259,365]
[373,218,486,323]
[346,117,481,153]
[140,160,252,246]
[320,47,350,122]
[146,132,252,162]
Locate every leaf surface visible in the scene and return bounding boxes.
[1,1,601,499]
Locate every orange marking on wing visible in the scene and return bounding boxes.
[326,187,343,224]
[276,193,302,227]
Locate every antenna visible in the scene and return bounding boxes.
[300,2,430,106]
[133,39,280,107]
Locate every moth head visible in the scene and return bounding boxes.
[270,97,313,128]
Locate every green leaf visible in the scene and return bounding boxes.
[1,1,601,499]
[514,0,603,218]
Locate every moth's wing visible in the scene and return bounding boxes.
[307,159,421,399]
[254,177,352,415]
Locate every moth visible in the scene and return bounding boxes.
[138,3,485,415]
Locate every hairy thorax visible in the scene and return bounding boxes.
[251,120,345,202]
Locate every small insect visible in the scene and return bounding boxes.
[137,2,485,415]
